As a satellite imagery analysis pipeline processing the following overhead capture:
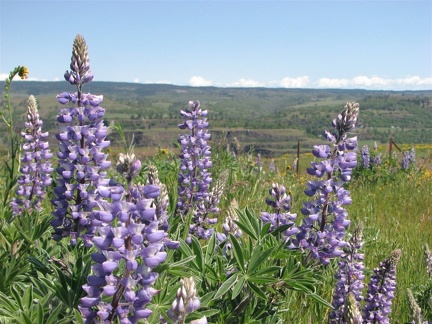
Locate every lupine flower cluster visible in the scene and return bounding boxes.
[50,34,111,246]
[216,198,242,254]
[269,159,276,172]
[363,249,402,323]
[11,95,53,215]
[371,153,382,167]
[260,183,298,242]
[361,145,370,169]
[401,147,416,170]
[147,164,170,231]
[424,244,432,278]
[167,277,207,324]
[329,223,365,322]
[295,102,359,265]
[177,100,216,240]
[79,151,178,323]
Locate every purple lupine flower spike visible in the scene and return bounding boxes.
[260,183,298,241]
[295,102,359,265]
[80,152,170,322]
[64,34,94,86]
[11,95,53,215]
[329,223,365,322]
[363,249,402,323]
[361,145,370,169]
[51,34,111,246]
[177,100,217,240]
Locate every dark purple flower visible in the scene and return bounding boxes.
[261,183,298,241]
[329,223,365,322]
[363,249,402,323]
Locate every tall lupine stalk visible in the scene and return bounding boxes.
[329,223,365,322]
[11,95,53,216]
[363,249,402,323]
[79,152,170,323]
[295,102,359,265]
[260,183,298,242]
[177,100,215,239]
[1,66,29,206]
[51,35,111,246]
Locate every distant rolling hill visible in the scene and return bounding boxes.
[1,81,431,156]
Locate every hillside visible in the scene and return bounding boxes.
[2,81,432,156]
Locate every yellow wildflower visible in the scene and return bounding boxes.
[18,66,29,79]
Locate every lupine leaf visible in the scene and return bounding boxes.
[252,266,280,278]
[235,209,257,240]
[247,281,266,300]
[248,246,274,274]
[260,222,271,237]
[233,219,257,240]
[214,273,238,299]
[229,234,245,273]
[190,235,204,272]
[205,233,216,263]
[232,275,246,299]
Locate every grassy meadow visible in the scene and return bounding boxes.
[1,72,432,323]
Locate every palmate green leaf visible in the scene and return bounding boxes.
[231,275,246,299]
[214,273,239,299]
[229,234,245,273]
[247,281,266,301]
[251,266,280,278]
[248,246,274,274]
[234,209,258,240]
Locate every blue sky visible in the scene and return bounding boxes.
[1,0,431,90]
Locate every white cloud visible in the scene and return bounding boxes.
[133,78,140,83]
[396,76,432,86]
[352,75,391,87]
[227,78,264,87]
[189,76,213,87]
[317,77,350,88]
[278,76,310,88]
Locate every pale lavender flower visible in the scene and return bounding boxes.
[329,223,365,322]
[269,159,276,172]
[261,183,298,241]
[296,102,359,265]
[363,249,402,323]
[11,95,53,215]
[216,198,242,254]
[371,153,382,167]
[177,100,215,240]
[51,35,111,247]
[167,277,206,323]
[401,147,416,170]
[361,145,370,169]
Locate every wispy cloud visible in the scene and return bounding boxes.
[189,76,213,87]
[318,75,432,90]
